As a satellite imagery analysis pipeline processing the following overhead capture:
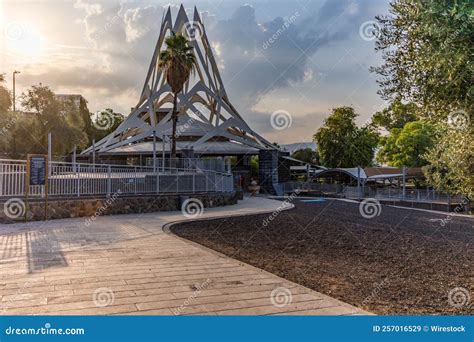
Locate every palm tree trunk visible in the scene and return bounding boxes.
[171,92,178,161]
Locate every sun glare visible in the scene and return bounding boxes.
[4,21,46,61]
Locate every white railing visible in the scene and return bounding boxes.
[0,159,234,198]
[342,186,464,204]
[145,158,227,173]
[282,181,464,204]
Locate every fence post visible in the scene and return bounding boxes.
[107,165,111,197]
[156,171,159,194]
[47,132,53,178]
[152,130,157,173]
[192,173,195,193]
[73,145,77,173]
[134,166,137,194]
[402,166,406,200]
[0,163,3,197]
[162,135,166,172]
[77,165,80,197]
[357,166,361,199]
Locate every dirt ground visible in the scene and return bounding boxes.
[171,199,474,315]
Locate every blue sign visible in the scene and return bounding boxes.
[0,316,472,342]
[29,155,47,186]
[301,198,326,203]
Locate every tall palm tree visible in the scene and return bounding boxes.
[158,33,196,160]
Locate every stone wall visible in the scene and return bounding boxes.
[0,192,238,223]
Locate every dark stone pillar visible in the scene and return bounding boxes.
[180,148,195,169]
[258,150,289,195]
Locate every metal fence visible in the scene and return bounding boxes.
[144,157,227,173]
[281,181,465,204]
[342,186,464,204]
[282,181,343,194]
[0,159,234,198]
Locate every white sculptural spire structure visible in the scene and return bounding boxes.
[83,4,275,155]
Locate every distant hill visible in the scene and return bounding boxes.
[280,142,317,154]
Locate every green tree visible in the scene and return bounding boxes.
[371,99,418,131]
[76,97,96,146]
[91,108,125,142]
[19,84,88,157]
[423,127,473,198]
[372,0,473,195]
[158,33,196,159]
[376,121,438,167]
[314,107,379,168]
[0,73,11,113]
[371,0,472,120]
[291,148,319,164]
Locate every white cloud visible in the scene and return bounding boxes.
[2,0,389,143]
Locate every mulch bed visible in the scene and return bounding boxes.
[171,199,474,315]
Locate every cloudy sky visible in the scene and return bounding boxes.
[0,0,390,144]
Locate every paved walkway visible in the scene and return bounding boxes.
[0,197,368,315]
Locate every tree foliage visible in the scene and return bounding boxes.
[371,0,473,196]
[371,0,473,120]
[91,108,125,142]
[423,127,474,198]
[158,33,196,159]
[314,107,379,168]
[376,121,439,167]
[0,84,90,158]
[371,99,418,131]
[291,148,320,165]
[0,76,11,113]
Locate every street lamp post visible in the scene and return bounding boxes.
[12,70,20,112]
